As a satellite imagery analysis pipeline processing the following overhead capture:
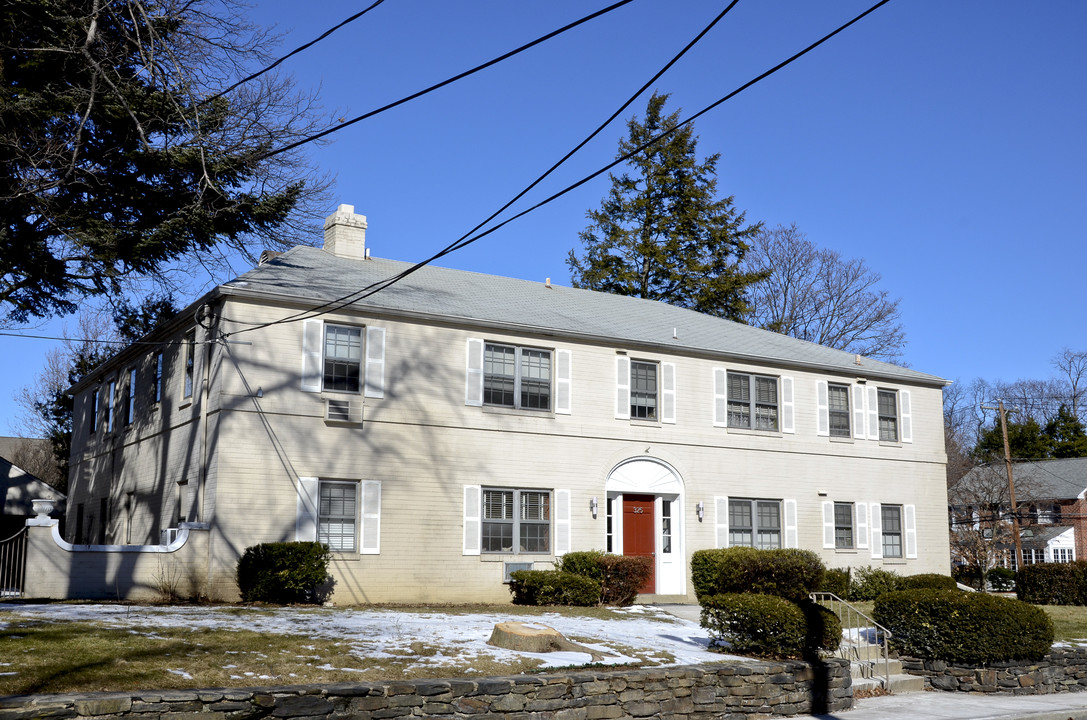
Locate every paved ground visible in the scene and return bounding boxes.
[655,604,1087,720]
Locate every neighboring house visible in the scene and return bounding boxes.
[64,205,951,603]
[2,455,66,540]
[952,457,1087,569]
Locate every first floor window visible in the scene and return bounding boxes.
[882,505,903,558]
[834,502,854,549]
[319,481,358,552]
[484,344,552,410]
[630,360,658,420]
[728,372,779,430]
[878,389,899,442]
[828,383,850,438]
[1054,548,1074,563]
[482,488,551,554]
[730,498,781,549]
[324,324,362,393]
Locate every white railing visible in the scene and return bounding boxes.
[810,591,892,687]
[0,528,27,600]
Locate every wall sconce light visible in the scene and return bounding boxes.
[696,502,705,522]
[256,387,264,398]
[590,496,599,519]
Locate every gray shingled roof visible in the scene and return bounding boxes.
[965,458,1087,501]
[221,246,946,386]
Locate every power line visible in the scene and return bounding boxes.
[204,0,387,104]
[220,0,896,339]
[259,0,639,161]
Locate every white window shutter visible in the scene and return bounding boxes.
[713,368,728,427]
[301,320,323,393]
[555,349,572,415]
[900,390,913,443]
[867,387,879,440]
[816,381,830,437]
[555,489,571,555]
[870,502,883,559]
[463,485,481,555]
[853,384,867,440]
[465,339,484,407]
[715,496,729,548]
[661,362,676,424]
[856,502,869,549]
[784,499,798,548]
[781,377,795,434]
[822,500,835,549]
[615,356,631,420]
[360,481,381,554]
[905,504,917,559]
[295,477,319,541]
[364,327,386,399]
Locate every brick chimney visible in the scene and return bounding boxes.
[323,204,368,260]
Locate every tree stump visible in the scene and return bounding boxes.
[487,621,614,662]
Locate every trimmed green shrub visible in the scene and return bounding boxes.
[900,573,958,591]
[236,542,331,604]
[874,588,1053,664]
[700,593,840,659]
[819,568,852,599]
[850,566,902,601]
[557,551,653,606]
[691,548,825,603]
[508,570,601,606]
[596,554,653,606]
[1016,562,1087,605]
[557,551,605,582]
[986,567,1016,592]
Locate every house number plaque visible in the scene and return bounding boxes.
[632,507,644,514]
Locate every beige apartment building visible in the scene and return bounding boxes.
[65,206,951,603]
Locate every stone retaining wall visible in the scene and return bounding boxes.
[902,647,1087,694]
[0,660,852,720]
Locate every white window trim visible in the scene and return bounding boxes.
[301,319,386,396]
[463,485,481,555]
[713,368,728,428]
[555,349,572,415]
[714,496,729,548]
[661,362,677,424]
[615,356,631,420]
[869,502,883,559]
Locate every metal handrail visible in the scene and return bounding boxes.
[0,528,28,601]
[810,591,893,687]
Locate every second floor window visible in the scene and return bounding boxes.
[106,379,116,433]
[828,383,850,438]
[89,388,99,435]
[125,368,136,425]
[630,360,658,420]
[183,329,196,400]
[484,344,551,410]
[153,352,163,404]
[878,389,899,442]
[324,324,362,393]
[728,372,778,431]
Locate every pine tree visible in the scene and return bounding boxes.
[1045,405,1087,458]
[567,93,765,320]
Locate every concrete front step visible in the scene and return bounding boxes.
[851,658,903,679]
[852,673,926,694]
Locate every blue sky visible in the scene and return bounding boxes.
[3,0,1086,431]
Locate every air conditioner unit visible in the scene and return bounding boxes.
[325,398,363,424]
[161,527,180,545]
[504,562,533,583]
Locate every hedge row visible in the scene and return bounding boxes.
[509,552,653,607]
[691,548,825,602]
[1016,561,1087,605]
[235,541,331,604]
[874,588,1053,664]
[819,566,957,601]
[700,593,841,659]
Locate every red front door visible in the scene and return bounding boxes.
[623,494,656,594]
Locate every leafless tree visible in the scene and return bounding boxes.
[744,224,906,363]
[1054,348,1087,421]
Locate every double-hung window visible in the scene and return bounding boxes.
[88,388,99,435]
[183,329,196,400]
[729,498,782,549]
[878,389,899,442]
[106,379,116,433]
[319,480,358,552]
[125,368,136,426]
[728,372,779,430]
[153,352,163,404]
[324,324,363,393]
[828,383,851,438]
[484,343,551,410]
[481,488,551,554]
[881,505,903,558]
[630,360,658,420]
[834,502,854,549]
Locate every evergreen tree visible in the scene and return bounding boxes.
[567,93,765,320]
[0,0,327,323]
[974,417,1053,462]
[1045,405,1087,458]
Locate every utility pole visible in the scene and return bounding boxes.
[983,400,1023,570]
